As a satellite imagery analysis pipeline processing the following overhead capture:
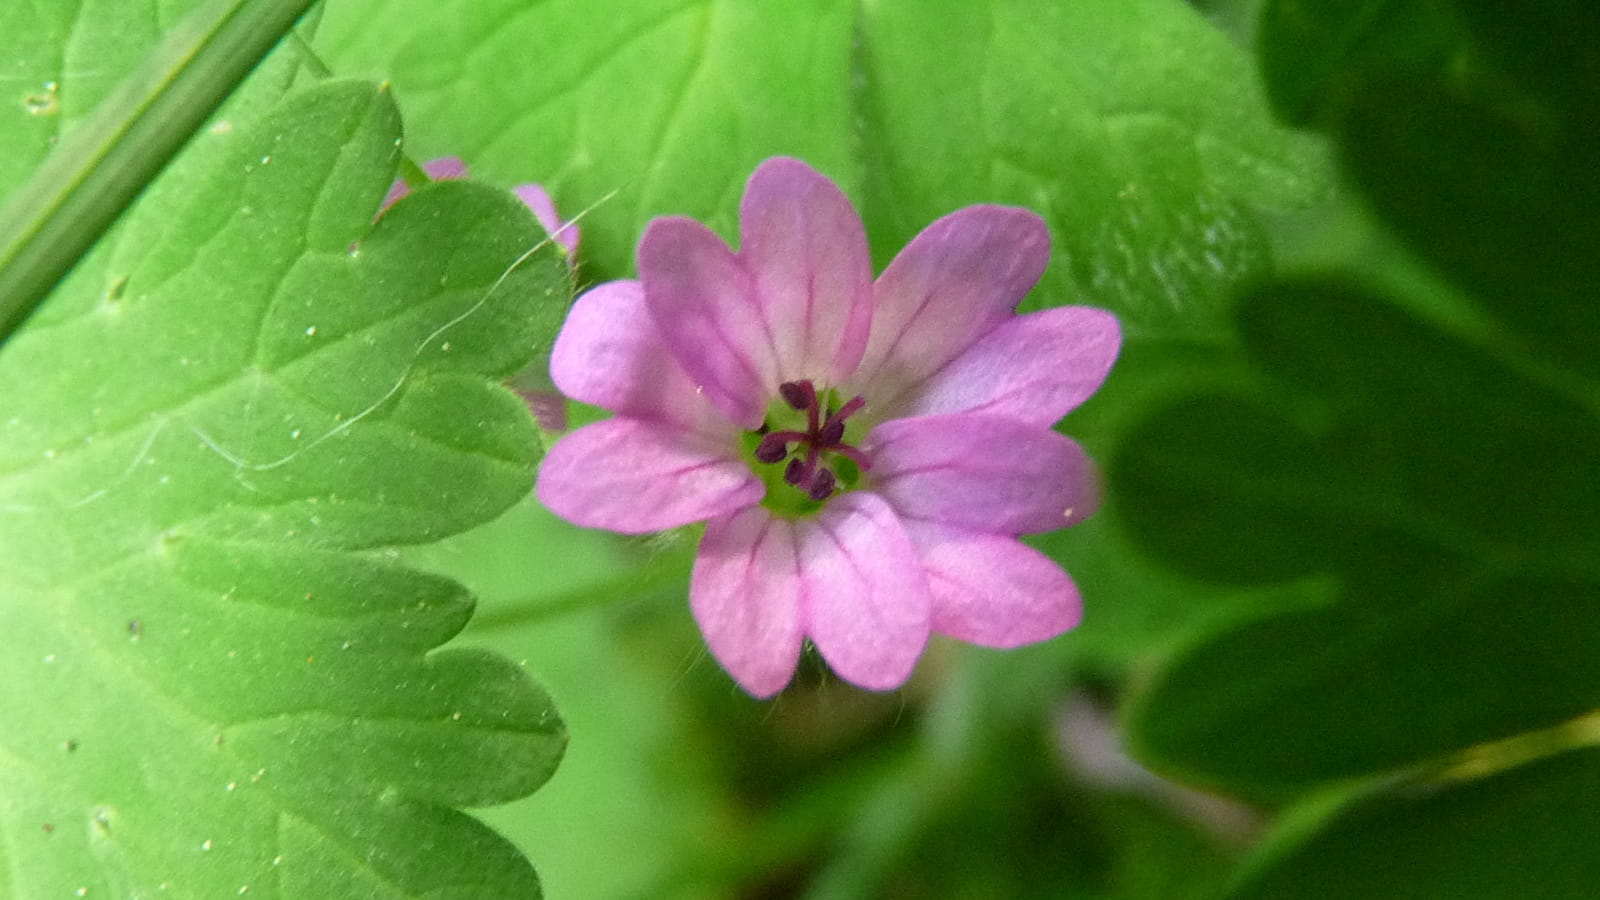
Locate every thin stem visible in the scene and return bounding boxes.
[0,0,321,346]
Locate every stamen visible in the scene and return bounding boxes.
[779,380,814,411]
[831,444,873,472]
[817,418,845,446]
[754,431,803,463]
[834,395,866,421]
[756,384,869,504]
[807,467,837,501]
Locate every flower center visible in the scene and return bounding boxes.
[747,379,871,513]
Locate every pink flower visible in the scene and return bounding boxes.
[381,156,581,260]
[536,157,1121,697]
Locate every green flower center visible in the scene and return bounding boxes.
[741,379,871,517]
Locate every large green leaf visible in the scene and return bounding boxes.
[1226,747,1600,899]
[1125,570,1600,789]
[1117,279,1600,789]
[1117,0,1600,796]
[855,0,1326,331]
[318,0,1328,336]
[0,79,569,896]
[1255,0,1464,126]
[318,0,861,286]
[1259,0,1600,376]
[1118,280,1600,587]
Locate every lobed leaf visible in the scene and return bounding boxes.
[317,0,1329,337]
[0,78,570,897]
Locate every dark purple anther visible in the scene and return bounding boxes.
[779,380,813,411]
[784,458,806,486]
[817,418,846,446]
[755,432,796,463]
[807,468,837,501]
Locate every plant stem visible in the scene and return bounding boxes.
[0,0,319,346]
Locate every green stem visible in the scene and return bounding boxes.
[0,0,319,346]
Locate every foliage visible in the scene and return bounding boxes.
[1,19,571,894]
[1116,0,1600,894]
[4,0,1593,895]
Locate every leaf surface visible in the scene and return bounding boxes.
[317,0,1328,336]
[0,78,570,897]
[1227,747,1600,900]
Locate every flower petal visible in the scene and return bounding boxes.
[890,306,1123,425]
[796,492,931,691]
[423,157,468,180]
[535,418,760,533]
[902,521,1082,647]
[738,157,874,384]
[867,413,1098,534]
[639,217,771,429]
[513,183,580,259]
[516,388,568,433]
[691,506,806,697]
[549,280,730,436]
[851,206,1051,407]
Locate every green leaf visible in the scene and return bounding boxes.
[0,79,570,896]
[1112,390,1358,585]
[1126,572,1600,790]
[855,0,1328,332]
[1121,281,1600,782]
[1116,279,1600,789]
[1255,0,1465,126]
[1115,0,1600,812]
[318,0,1328,335]
[319,0,861,281]
[1260,0,1600,376]
[1227,747,1600,899]
[1117,279,1600,585]
[1338,61,1600,379]
[0,0,322,343]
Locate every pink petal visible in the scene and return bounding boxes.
[514,183,581,259]
[549,281,731,437]
[867,414,1098,535]
[691,506,806,697]
[423,157,469,180]
[738,157,874,384]
[796,492,931,691]
[638,217,771,430]
[902,521,1082,647]
[851,207,1051,407]
[535,418,760,534]
[516,389,569,433]
[890,306,1123,425]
